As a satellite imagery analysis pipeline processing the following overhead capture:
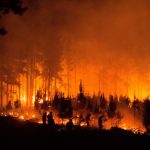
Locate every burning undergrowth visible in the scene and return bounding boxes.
[0,91,149,135]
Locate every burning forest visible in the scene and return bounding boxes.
[0,0,150,147]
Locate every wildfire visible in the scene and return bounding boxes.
[121,123,127,130]
[0,109,146,135]
[118,123,145,134]
[19,115,24,120]
[80,122,87,127]
[32,115,35,118]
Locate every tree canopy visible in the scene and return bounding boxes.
[0,0,27,35]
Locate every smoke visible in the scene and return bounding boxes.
[1,0,150,98]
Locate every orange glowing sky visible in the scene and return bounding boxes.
[1,0,150,101]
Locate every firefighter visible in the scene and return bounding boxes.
[47,112,55,128]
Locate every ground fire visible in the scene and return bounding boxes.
[0,79,148,135]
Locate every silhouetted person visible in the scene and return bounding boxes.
[86,113,91,127]
[42,112,47,125]
[98,114,103,129]
[66,119,73,131]
[47,112,55,129]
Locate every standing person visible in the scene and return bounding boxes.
[42,112,47,125]
[47,112,55,129]
[85,113,91,127]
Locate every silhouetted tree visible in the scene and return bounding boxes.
[77,80,86,107]
[0,0,27,35]
[86,98,93,110]
[53,92,59,108]
[58,97,73,119]
[132,99,142,125]
[108,95,117,118]
[143,99,150,131]
[34,89,42,110]
[0,1,27,108]
[132,99,140,110]
[118,95,130,108]
[99,93,107,112]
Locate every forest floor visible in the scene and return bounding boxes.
[0,116,149,149]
